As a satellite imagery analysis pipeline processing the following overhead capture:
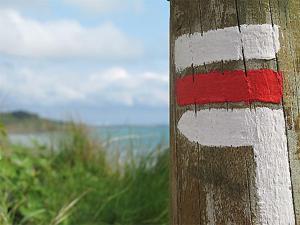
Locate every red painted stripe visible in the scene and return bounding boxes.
[176,69,283,106]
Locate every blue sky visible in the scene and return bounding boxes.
[0,0,170,125]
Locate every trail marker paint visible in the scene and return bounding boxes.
[177,108,295,224]
[174,21,295,224]
[176,69,283,106]
[175,24,280,72]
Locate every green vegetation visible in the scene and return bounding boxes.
[0,122,169,225]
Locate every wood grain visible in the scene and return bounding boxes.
[268,0,300,223]
[170,0,299,224]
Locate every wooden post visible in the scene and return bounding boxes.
[170,0,300,224]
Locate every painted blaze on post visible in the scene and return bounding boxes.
[175,24,295,224]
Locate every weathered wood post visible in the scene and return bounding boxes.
[170,0,300,224]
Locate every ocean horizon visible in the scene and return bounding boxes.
[9,124,170,155]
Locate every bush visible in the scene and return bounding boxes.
[0,122,169,225]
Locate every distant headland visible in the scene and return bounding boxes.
[0,110,64,134]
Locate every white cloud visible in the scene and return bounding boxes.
[0,0,49,10]
[63,0,143,13]
[0,67,169,107]
[0,0,142,14]
[83,68,169,106]
[0,9,142,59]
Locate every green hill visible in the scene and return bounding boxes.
[0,110,64,133]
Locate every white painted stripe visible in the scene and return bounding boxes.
[174,24,280,71]
[177,108,294,225]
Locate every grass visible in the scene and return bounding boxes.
[0,122,170,225]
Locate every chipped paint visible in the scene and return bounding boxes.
[174,24,280,72]
[177,107,295,224]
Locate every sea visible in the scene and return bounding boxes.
[9,125,170,155]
